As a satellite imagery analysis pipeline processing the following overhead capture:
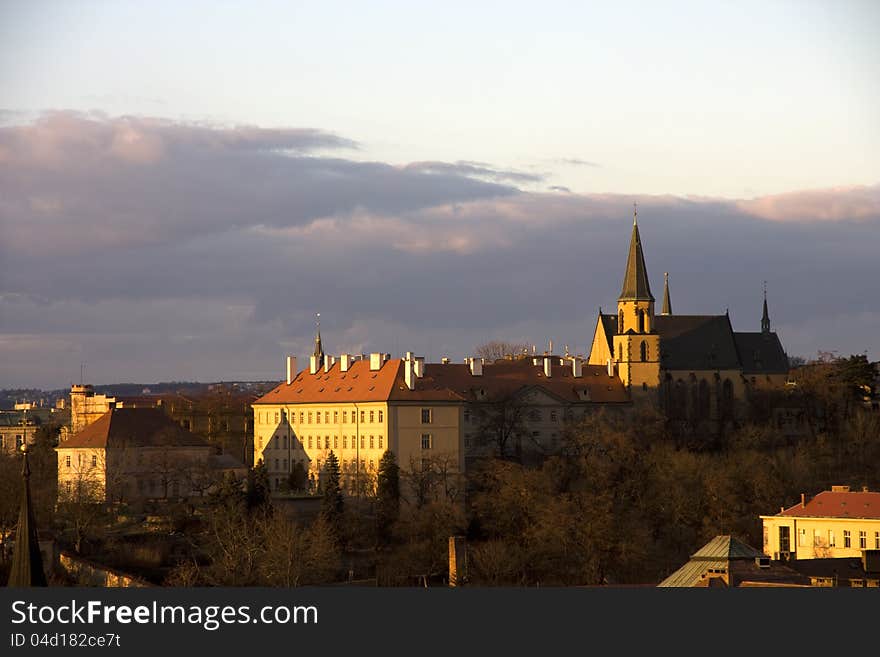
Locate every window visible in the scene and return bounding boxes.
[360,436,365,449]
[334,435,338,449]
[324,436,330,449]
[316,412,321,424]
[617,344,623,361]
[308,436,313,449]
[813,530,821,547]
[618,310,623,333]
[275,412,279,423]
[343,436,348,449]
[378,436,383,449]
[860,531,867,549]
[283,458,288,470]
[334,411,338,423]
[308,412,313,424]
[370,436,375,449]
[779,526,790,553]
[66,481,72,494]
[324,412,329,424]
[343,411,347,424]
[638,309,645,333]
[642,382,648,391]
[550,410,558,423]
[274,459,279,470]
[378,410,383,423]
[875,532,879,549]
[844,530,851,548]
[421,433,433,449]
[299,412,304,424]
[829,530,836,547]
[370,410,375,423]
[281,410,286,422]
[421,408,432,424]
[65,455,71,468]
[91,455,97,468]
[369,459,375,470]
[798,528,807,547]
[360,411,366,423]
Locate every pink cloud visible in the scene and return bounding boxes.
[736,184,880,222]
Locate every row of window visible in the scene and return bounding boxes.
[259,434,385,451]
[798,528,880,550]
[259,409,384,426]
[269,457,378,472]
[64,454,98,468]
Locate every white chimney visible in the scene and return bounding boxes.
[414,357,425,378]
[340,353,352,372]
[543,357,552,378]
[404,358,415,390]
[286,356,297,385]
[405,351,414,361]
[310,355,320,375]
[370,352,382,371]
[469,357,483,376]
[532,357,540,366]
[323,354,335,373]
[607,359,616,377]
[571,358,582,378]
[441,357,450,365]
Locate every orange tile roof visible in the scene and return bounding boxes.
[779,490,880,520]
[254,357,630,405]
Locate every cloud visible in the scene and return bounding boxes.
[0,111,877,387]
[557,158,601,168]
[404,160,544,183]
[736,184,880,222]
[548,185,571,193]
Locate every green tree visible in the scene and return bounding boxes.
[287,461,308,493]
[376,450,400,544]
[246,462,271,509]
[320,451,344,535]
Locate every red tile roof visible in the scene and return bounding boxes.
[60,408,210,449]
[779,490,880,520]
[254,357,630,406]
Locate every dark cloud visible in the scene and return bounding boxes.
[1,112,878,388]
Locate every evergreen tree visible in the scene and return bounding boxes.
[320,451,344,534]
[376,450,400,544]
[287,461,308,493]
[246,461,271,509]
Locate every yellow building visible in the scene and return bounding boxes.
[588,208,790,421]
[57,407,246,503]
[253,348,629,493]
[760,486,880,561]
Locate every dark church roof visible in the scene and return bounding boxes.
[734,332,789,374]
[654,315,741,370]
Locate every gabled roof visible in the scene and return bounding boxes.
[777,490,880,520]
[255,358,630,406]
[618,222,654,301]
[691,535,764,560]
[60,408,210,449]
[598,313,616,352]
[654,315,741,370]
[733,332,789,374]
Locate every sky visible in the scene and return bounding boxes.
[1,1,878,389]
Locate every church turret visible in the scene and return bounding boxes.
[661,272,672,315]
[761,282,771,333]
[313,312,324,361]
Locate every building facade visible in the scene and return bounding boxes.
[760,486,880,561]
[253,351,629,493]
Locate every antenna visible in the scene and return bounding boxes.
[633,201,638,226]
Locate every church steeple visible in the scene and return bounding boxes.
[313,312,324,360]
[761,282,771,333]
[618,203,655,302]
[661,272,672,315]
[7,445,47,587]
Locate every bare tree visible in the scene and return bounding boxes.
[474,340,531,362]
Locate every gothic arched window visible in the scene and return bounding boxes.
[638,309,645,333]
[618,344,623,361]
[640,341,647,362]
[618,310,624,334]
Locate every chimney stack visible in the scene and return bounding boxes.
[286,356,297,385]
[441,357,450,365]
[370,353,382,371]
[323,354,335,373]
[340,353,352,372]
[404,358,415,390]
[571,358,582,378]
[310,355,320,375]
[543,357,552,378]
[607,359,616,377]
[801,493,806,508]
[414,356,425,378]
[469,357,483,376]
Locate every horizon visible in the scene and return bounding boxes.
[2,1,878,388]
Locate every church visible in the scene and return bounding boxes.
[587,208,789,422]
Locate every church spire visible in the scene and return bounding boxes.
[618,203,654,302]
[313,313,324,360]
[661,272,672,315]
[7,445,47,587]
[761,282,770,333]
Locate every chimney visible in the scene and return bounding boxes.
[607,359,616,377]
[801,493,806,508]
[286,356,297,385]
[405,351,414,361]
[532,357,540,366]
[543,357,552,378]
[340,354,352,372]
[323,354,335,373]
[310,355,320,375]
[469,357,483,376]
[414,357,425,378]
[441,357,449,365]
[571,358,582,378]
[404,358,415,390]
[370,353,382,371]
